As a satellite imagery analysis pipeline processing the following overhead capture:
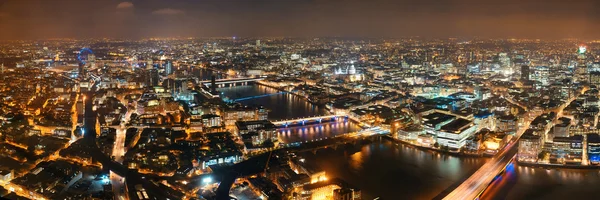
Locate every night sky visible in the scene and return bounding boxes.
[0,0,599,39]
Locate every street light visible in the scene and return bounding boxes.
[202,177,212,184]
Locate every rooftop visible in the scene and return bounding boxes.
[440,118,473,133]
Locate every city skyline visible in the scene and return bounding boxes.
[3,1,600,200]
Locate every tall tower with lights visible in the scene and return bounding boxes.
[576,45,588,83]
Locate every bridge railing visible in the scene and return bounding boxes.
[200,77,265,84]
[272,114,347,125]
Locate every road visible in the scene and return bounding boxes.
[112,106,134,164]
[111,107,134,200]
[110,171,126,200]
[81,82,175,200]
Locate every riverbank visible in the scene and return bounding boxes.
[517,161,600,169]
[384,136,490,158]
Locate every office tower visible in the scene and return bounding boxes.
[165,60,173,75]
[78,63,85,78]
[149,69,160,87]
[590,72,600,86]
[521,65,529,80]
[87,53,95,62]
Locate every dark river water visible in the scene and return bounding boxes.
[217,84,327,120]
[213,79,600,200]
[481,162,600,200]
[301,140,488,200]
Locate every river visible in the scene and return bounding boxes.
[217,84,326,120]
[301,140,488,200]
[212,80,600,200]
[217,84,363,143]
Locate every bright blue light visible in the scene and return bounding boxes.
[506,162,515,173]
[78,48,94,64]
[102,175,109,184]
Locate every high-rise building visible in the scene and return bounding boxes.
[467,63,481,74]
[165,61,173,75]
[531,66,549,86]
[88,53,96,68]
[88,53,96,62]
[181,80,188,94]
[148,69,160,87]
[499,53,510,67]
[78,63,85,78]
[591,72,600,86]
[256,40,261,47]
[163,78,175,94]
[520,65,530,80]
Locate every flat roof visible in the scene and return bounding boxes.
[521,129,540,140]
[422,112,455,127]
[588,134,600,143]
[440,118,472,133]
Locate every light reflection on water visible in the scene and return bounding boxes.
[217,84,362,143]
[276,119,362,143]
[302,140,488,200]
[217,84,325,120]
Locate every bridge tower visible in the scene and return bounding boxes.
[390,119,401,139]
[210,75,217,93]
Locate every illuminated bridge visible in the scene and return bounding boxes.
[200,77,265,87]
[224,91,287,103]
[272,114,348,127]
[441,144,518,200]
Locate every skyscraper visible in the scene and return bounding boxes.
[521,65,529,80]
[165,60,173,75]
[590,72,600,86]
[78,63,85,78]
[149,69,160,87]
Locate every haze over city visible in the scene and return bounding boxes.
[1,0,600,39]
